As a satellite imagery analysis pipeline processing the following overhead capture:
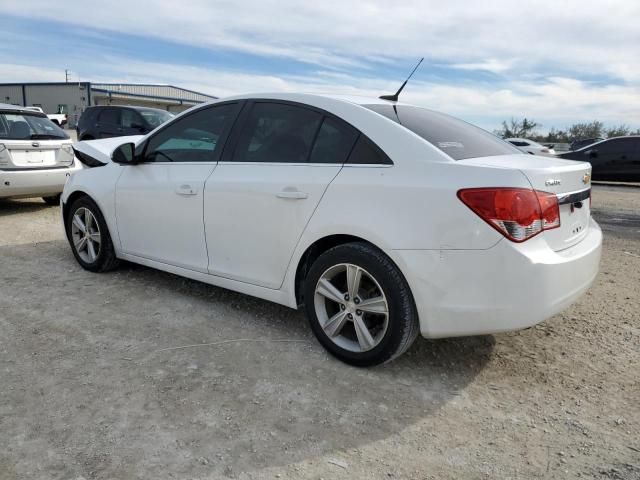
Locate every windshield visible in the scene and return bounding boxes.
[138,109,174,128]
[364,104,521,160]
[0,112,69,140]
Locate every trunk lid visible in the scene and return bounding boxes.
[2,139,74,169]
[460,154,593,251]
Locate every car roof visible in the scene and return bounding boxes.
[0,103,45,115]
[204,92,412,108]
[87,105,168,112]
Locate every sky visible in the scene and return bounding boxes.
[0,0,638,133]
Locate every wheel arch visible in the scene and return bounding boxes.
[293,234,392,307]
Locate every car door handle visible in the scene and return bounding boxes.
[276,190,308,200]
[176,184,197,196]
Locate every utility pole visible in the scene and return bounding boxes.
[65,69,69,83]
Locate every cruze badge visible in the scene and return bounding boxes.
[582,172,591,184]
[545,179,561,187]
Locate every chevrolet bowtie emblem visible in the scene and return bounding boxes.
[582,172,591,184]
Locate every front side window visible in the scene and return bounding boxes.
[0,112,68,140]
[233,102,322,163]
[143,103,239,163]
[121,109,145,128]
[138,109,174,128]
[364,104,520,161]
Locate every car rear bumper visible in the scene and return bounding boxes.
[0,162,82,199]
[392,218,602,338]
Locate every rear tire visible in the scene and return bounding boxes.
[65,196,120,272]
[303,242,419,366]
[42,194,61,206]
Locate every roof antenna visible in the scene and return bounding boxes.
[379,57,424,102]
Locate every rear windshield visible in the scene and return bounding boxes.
[138,109,174,128]
[0,111,69,140]
[363,104,520,160]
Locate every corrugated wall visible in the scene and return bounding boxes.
[90,83,215,102]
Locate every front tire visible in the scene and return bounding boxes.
[65,196,119,272]
[303,242,419,366]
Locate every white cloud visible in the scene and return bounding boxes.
[1,0,639,81]
[0,1,637,131]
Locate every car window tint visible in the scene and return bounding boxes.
[347,135,393,165]
[144,103,239,163]
[309,117,358,164]
[595,138,636,155]
[121,109,143,128]
[364,104,520,160]
[233,103,322,163]
[98,108,119,125]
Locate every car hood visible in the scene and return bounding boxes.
[73,135,144,167]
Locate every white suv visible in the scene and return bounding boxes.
[0,104,80,204]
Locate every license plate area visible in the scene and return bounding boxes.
[9,149,57,167]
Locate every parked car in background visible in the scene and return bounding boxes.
[76,106,174,140]
[64,93,601,366]
[25,106,68,127]
[544,142,570,153]
[559,136,640,182]
[506,138,555,156]
[0,104,80,204]
[570,138,604,151]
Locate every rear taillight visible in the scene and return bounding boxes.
[458,188,560,242]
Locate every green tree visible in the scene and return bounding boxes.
[495,117,541,139]
[605,124,631,138]
[567,121,604,141]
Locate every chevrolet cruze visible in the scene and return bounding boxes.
[63,93,602,366]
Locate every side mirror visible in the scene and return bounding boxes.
[586,149,598,158]
[112,142,137,164]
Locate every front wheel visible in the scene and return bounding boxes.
[303,242,419,366]
[65,196,120,272]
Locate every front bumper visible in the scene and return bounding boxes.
[0,162,82,199]
[392,218,602,338]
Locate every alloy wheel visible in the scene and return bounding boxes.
[313,263,389,353]
[71,207,101,263]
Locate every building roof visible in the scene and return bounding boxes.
[0,82,217,105]
[89,83,217,104]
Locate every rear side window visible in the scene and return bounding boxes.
[309,117,358,164]
[98,108,119,125]
[347,135,393,165]
[233,102,322,163]
[364,104,520,160]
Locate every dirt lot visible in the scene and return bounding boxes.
[0,186,638,480]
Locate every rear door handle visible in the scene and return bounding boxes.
[176,184,197,196]
[276,190,308,200]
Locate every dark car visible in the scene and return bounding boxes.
[570,137,604,151]
[76,106,174,140]
[559,136,640,182]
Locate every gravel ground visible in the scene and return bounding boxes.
[0,185,638,480]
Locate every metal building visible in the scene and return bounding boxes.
[0,82,217,128]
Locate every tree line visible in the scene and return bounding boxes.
[494,118,640,143]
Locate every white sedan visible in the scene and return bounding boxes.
[63,93,602,366]
[506,137,556,156]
